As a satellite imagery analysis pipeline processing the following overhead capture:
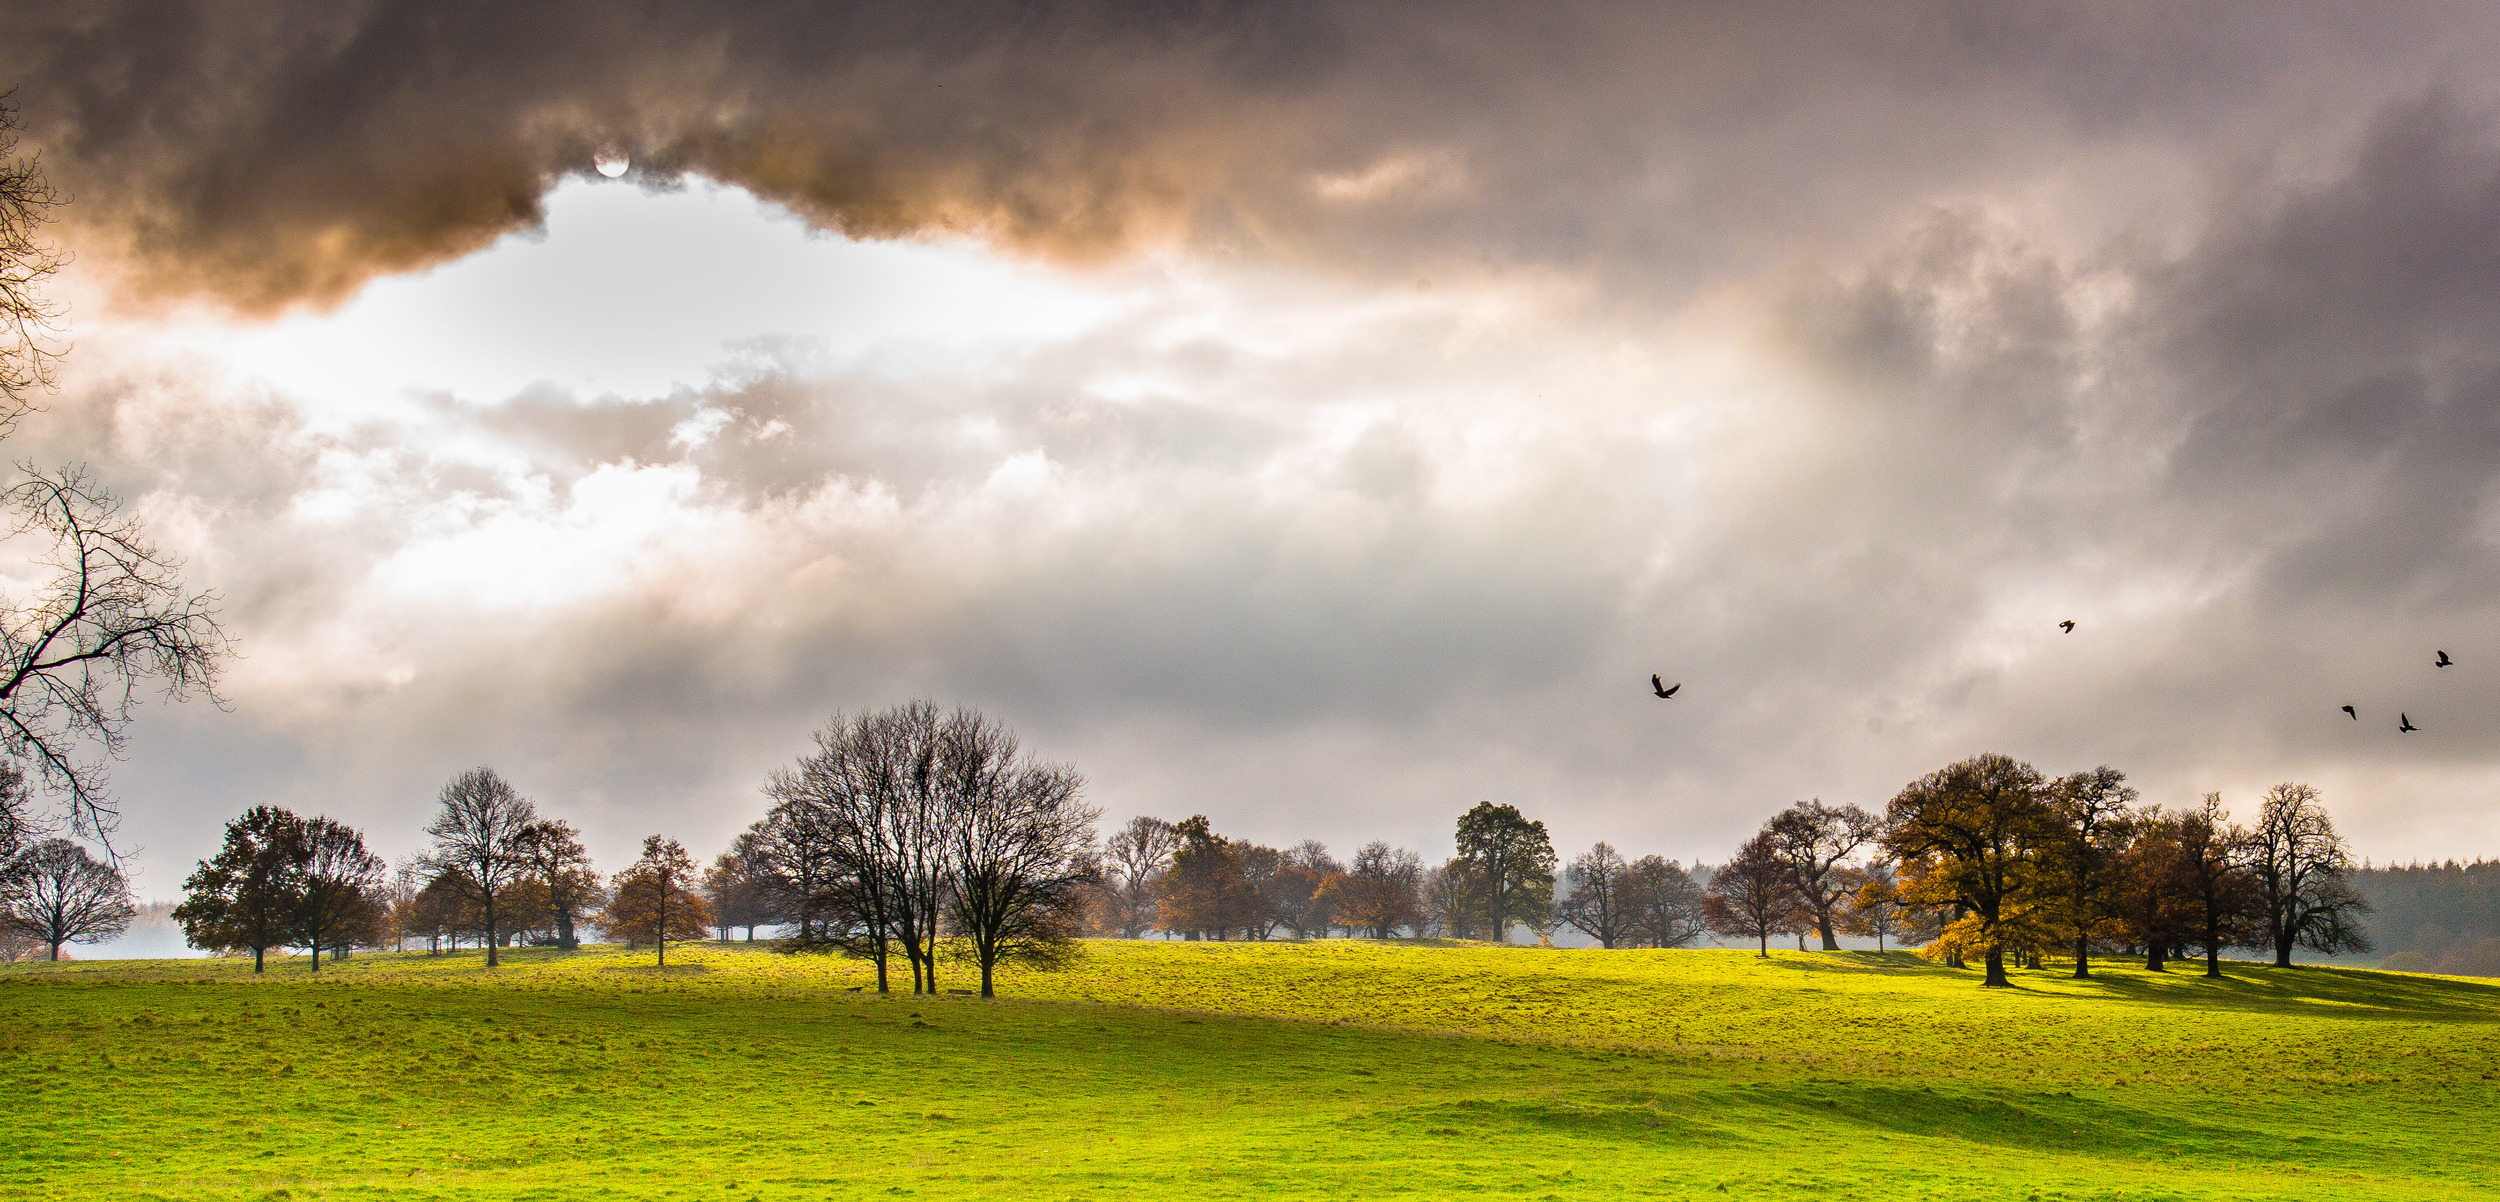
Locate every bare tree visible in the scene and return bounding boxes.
[703,830,773,941]
[1,837,133,959]
[420,767,539,967]
[514,818,600,950]
[1765,799,1880,951]
[763,710,911,988]
[1102,816,1178,938]
[2247,783,2371,967]
[294,816,383,971]
[1557,842,1636,949]
[0,102,229,854]
[174,806,308,972]
[941,712,1100,996]
[0,95,66,415]
[1704,832,1804,957]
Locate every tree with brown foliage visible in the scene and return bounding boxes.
[1839,863,1910,952]
[1884,753,2052,987]
[174,806,308,972]
[515,818,600,950]
[605,835,711,966]
[1622,855,1706,948]
[1158,815,1263,940]
[704,829,774,941]
[1704,832,1805,957]
[2176,794,2265,978]
[1318,841,1424,938]
[1261,841,1342,940]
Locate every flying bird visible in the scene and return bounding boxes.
[1651,675,1680,699]
[2058,620,2075,633]
[2400,713,2420,733]
[2342,705,2357,720]
[2436,650,2454,667]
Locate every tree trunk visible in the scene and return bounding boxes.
[1756,931,1768,957]
[2274,928,2294,968]
[48,939,60,961]
[1818,912,1839,951]
[2073,935,2090,978]
[254,945,265,973]
[2146,943,2165,972]
[484,890,500,968]
[311,942,321,972]
[980,953,995,999]
[557,908,576,951]
[2206,942,2222,978]
[1982,947,2010,987]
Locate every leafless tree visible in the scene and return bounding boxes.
[1765,799,1880,951]
[420,767,540,967]
[0,95,66,422]
[1,836,132,959]
[1101,816,1178,938]
[0,468,230,850]
[941,712,1100,996]
[1557,842,1636,949]
[293,816,383,970]
[2248,782,2372,967]
[515,818,600,950]
[764,713,910,988]
[1320,841,1423,938]
[703,829,774,941]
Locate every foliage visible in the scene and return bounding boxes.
[1703,831,1803,956]
[1452,801,1555,943]
[1885,752,2052,986]
[604,835,710,964]
[1765,800,1881,951]
[419,767,540,968]
[172,806,309,972]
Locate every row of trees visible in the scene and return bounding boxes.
[1702,755,2372,986]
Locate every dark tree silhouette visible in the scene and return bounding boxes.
[174,806,308,972]
[2247,783,2372,966]
[2175,794,2264,978]
[1766,799,1880,950]
[420,768,538,967]
[1,837,132,959]
[1453,801,1555,943]
[294,816,383,971]
[941,711,1099,996]
[1885,753,2051,987]
[1704,832,1803,956]
[2043,766,2137,977]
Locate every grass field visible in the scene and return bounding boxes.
[4,940,2497,1200]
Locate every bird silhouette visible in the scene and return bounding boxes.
[2342,705,2357,720]
[2400,713,2420,733]
[2436,650,2454,667]
[1650,674,1680,699]
[2058,620,2075,633]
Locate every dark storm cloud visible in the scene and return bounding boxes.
[9,2,2489,313]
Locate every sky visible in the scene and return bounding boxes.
[8,2,2500,899]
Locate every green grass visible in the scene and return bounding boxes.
[4,940,2497,1199]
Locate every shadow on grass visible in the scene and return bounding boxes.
[2083,962,2500,1019]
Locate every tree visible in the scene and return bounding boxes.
[2042,766,2137,977]
[1884,752,2051,987]
[1261,840,1342,940]
[940,711,1100,996]
[293,816,383,971]
[1766,800,1881,951]
[1622,855,1706,948]
[1319,841,1424,938]
[2246,783,2371,967]
[1158,815,1263,940]
[1452,802,1555,944]
[1100,816,1178,938]
[514,818,600,951]
[1704,832,1804,956]
[606,835,710,965]
[2175,794,2264,978]
[1423,858,1488,939]
[704,830,774,941]
[174,806,309,972]
[420,767,539,967]
[0,837,132,960]
[1557,842,1637,949]
[0,101,231,854]
[1841,863,1907,952]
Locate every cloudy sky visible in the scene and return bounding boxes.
[8,2,2500,895]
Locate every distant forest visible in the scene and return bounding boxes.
[2352,861,2500,976]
